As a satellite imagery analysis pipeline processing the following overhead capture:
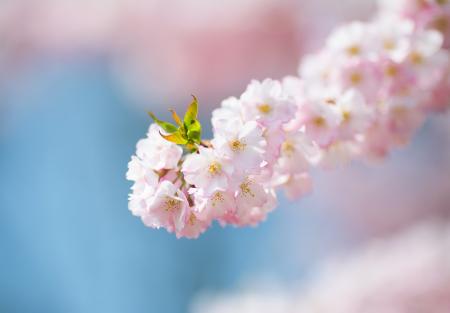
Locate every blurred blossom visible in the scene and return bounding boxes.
[191,220,450,313]
[0,0,303,107]
[315,113,450,239]
[299,0,376,51]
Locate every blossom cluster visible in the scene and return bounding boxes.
[191,221,450,313]
[127,0,450,238]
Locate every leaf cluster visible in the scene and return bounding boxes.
[148,96,202,152]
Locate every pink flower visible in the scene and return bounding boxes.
[211,97,243,132]
[142,181,189,232]
[335,89,373,139]
[136,124,183,171]
[182,147,233,196]
[174,212,210,239]
[299,97,342,147]
[233,177,277,226]
[331,59,381,101]
[240,79,296,127]
[275,132,321,174]
[371,16,414,61]
[126,156,159,217]
[212,120,266,172]
[326,22,372,60]
[271,172,313,200]
[126,156,147,181]
[191,188,236,222]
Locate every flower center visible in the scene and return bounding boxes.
[208,161,222,175]
[436,0,448,6]
[346,45,361,56]
[282,141,296,156]
[211,191,225,207]
[342,111,351,123]
[433,15,449,33]
[409,51,424,65]
[164,197,181,212]
[239,180,255,197]
[229,139,247,152]
[385,65,398,77]
[313,116,326,127]
[383,39,396,51]
[350,72,363,85]
[258,103,273,114]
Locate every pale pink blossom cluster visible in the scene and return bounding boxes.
[191,220,450,313]
[127,0,450,238]
[379,0,450,48]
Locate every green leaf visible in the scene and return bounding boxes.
[169,109,183,126]
[148,112,178,133]
[160,130,188,145]
[187,120,202,143]
[183,95,198,127]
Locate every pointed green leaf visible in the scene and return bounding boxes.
[187,120,202,143]
[160,131,188,145]
[148,112,178,133]
[169,109,183,126]
[183,95,198,126]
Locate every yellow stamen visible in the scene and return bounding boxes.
[313,116,326,127]
[385,65,398,77]
[409,51,424,65]
[258,103,273,114]
[229,139,247,152]
[346,45,361,56]
[164,197,181,212]
[350,72,363,85]
[239,180,255,197]
[282,140,296,156]
[383,39,396,51]
[208,161,222,175]
[342,111,351,123]
[211,192,224,207]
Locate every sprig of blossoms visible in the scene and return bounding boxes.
[127,0,450,238]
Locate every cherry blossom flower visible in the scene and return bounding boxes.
[211,97,243,132]
[335,89,373,139]
[182,147,233,196]
[240,79,296,127]
[326,22,372,60]
[142,181,189,233]
[233,177,277,226]
[212,120,266,171]
[271,172,313,200]
[298,97,342,147]
[136,124,183,171]
[191,188,236,222]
